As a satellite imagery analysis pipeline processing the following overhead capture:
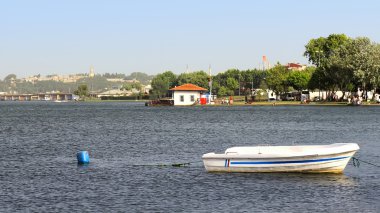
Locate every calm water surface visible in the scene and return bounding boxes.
[1,102,380,212]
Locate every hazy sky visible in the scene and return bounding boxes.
[1,0,379,79]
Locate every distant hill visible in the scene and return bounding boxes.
[0,72,154,94]
[124,72,154,85]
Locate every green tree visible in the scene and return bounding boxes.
[217,86,228,97]
[304,34,352,94]
[241,69,267,90]
[74,84,89,99]
[213,68,242,96]
[346,37,378,97]
[265,64,290,95]
[304,34,350,67]
[372,44,380,97]
[324,42,356,97]
[177,71,209,89]
[287,70,312,92]
[121,82,142,91]
[151,71,177,98]
[325,37,380,99]
[226,77,239,95]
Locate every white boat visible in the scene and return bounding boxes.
[202,143,359,173]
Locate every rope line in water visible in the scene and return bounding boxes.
[352,157,380,168]
[132,161,202,168]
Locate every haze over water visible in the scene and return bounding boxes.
[1,102,379,212]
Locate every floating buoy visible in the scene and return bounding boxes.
[77,151,90,164]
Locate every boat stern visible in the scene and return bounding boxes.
[202,153,230,172]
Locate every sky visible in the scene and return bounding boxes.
[1,0,380,79]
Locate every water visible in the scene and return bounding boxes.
[1,102,379,212]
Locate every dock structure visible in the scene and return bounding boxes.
[0,93,75,101]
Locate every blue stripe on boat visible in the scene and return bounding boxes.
[230,156,349,165]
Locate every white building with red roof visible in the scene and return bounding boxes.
[169,83,208,106]
[285,63,307,71]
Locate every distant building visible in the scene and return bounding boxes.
[22,74,87,83]
[89,66,95,78]
[106,78,126,83]
[285,63,307,71]
[169,83,208,106]
[97,89,132,98]
[143,85,152,94]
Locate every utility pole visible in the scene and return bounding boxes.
[209,65,212,104]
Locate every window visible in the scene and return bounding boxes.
[180,95,184,102]
[190,95,194,102]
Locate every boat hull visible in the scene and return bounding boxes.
[202,151,357,173]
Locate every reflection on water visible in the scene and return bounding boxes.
[0,102,379,212]
[219,172,358,187]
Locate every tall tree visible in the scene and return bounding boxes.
[372,44,380,98]
[346,37,378,96]
[226,77,239,95]
[287,70,312,92]
[151,71,177,98]
[177,71,209,89]
[74,84,89,99]
[304,34,350,67]
[304,34,351,94]
[265,64,290,95]
[241,69,266,90]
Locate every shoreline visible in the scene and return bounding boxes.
[42,98,379,106]
[207,101,380,107]
[143,100,380,107]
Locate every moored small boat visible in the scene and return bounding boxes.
[202,143,359,173]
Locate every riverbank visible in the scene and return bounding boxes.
[197,100,380,107]
[226,101,380,106]
[81,97,380,106]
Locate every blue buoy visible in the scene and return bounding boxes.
[77,151,90,164]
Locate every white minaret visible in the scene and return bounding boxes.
[89,65,95,78]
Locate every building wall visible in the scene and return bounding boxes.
[173,91,201,106]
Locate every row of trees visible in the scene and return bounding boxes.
[150,66,315,98]
[304,34,380,100]
[151,34,380,100]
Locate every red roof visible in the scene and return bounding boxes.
[286,63,303,68]
[169,83,208,91]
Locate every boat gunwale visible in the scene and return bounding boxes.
[202,150,358,160]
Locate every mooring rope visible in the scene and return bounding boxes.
[131,161,203,168]
[352,157,380,168]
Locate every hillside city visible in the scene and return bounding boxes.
[0,67,154,99]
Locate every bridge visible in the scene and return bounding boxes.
[0,93,76,101]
